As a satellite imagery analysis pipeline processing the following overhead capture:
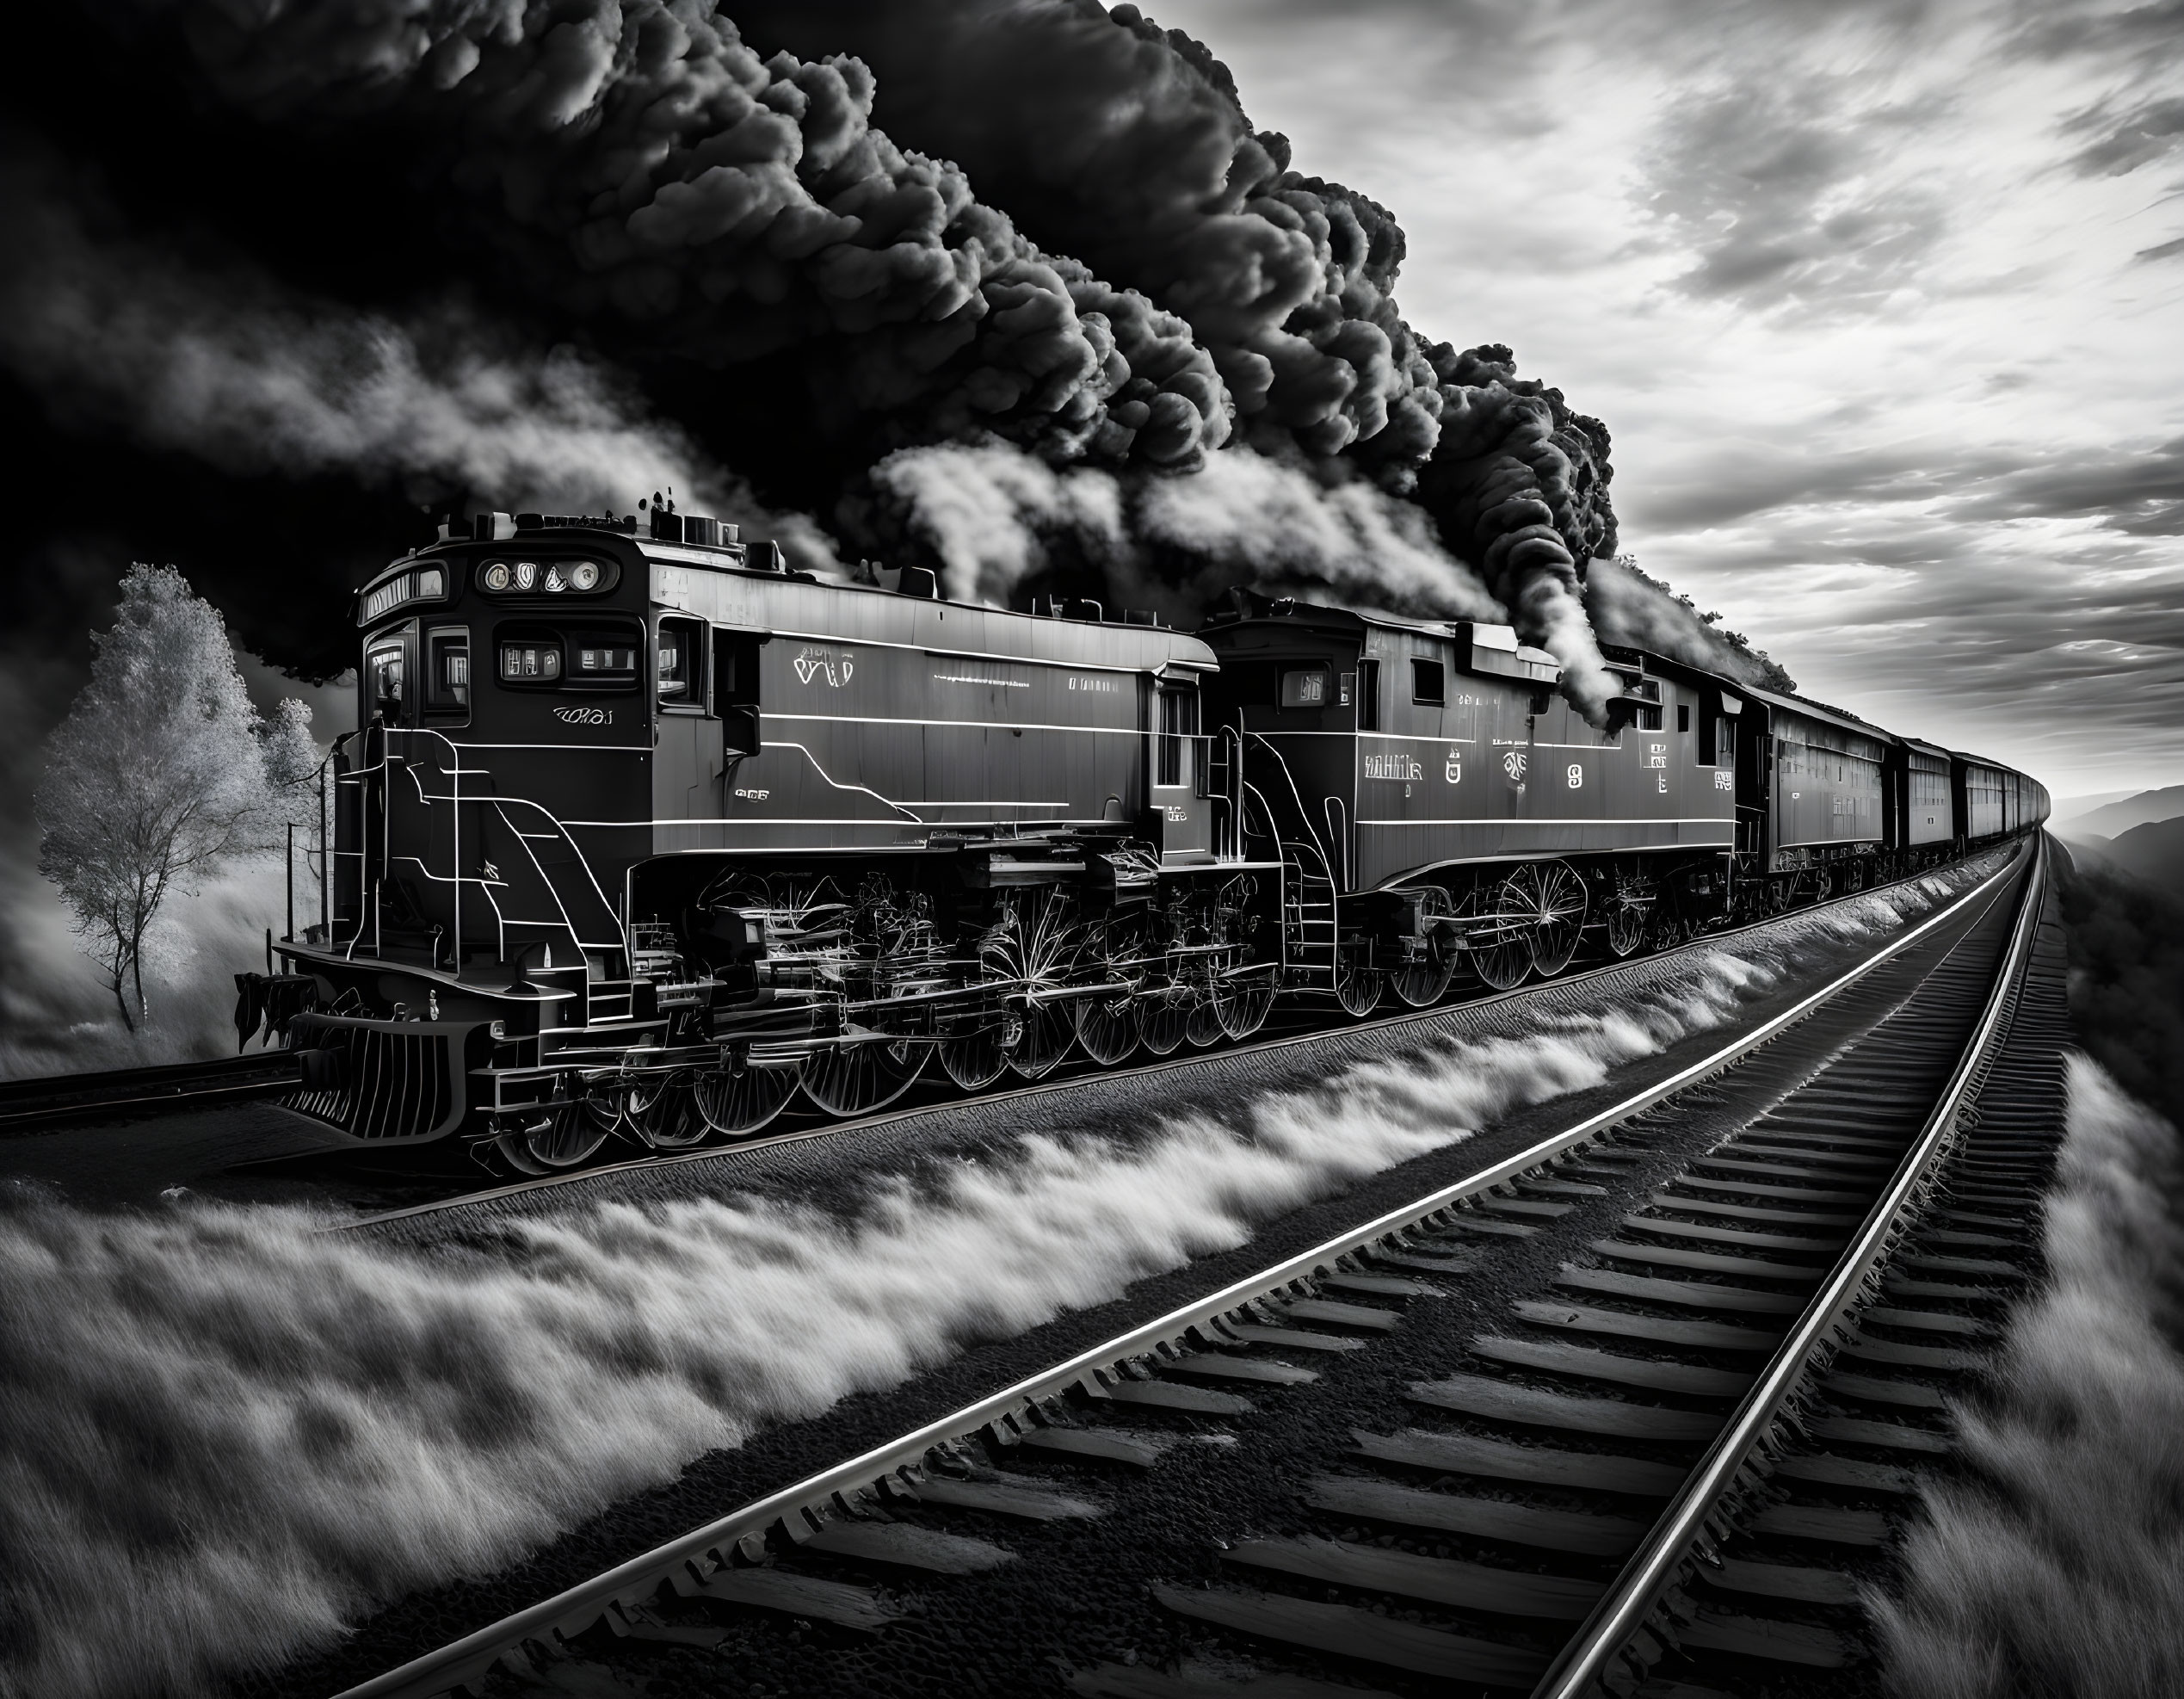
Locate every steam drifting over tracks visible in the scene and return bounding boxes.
[318,838,2055,1699]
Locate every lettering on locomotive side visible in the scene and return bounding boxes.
[732,787,770,800]
[793,646,855,687]
[1362,751,1424,782]
[1444,748,1462,783]
[1644,742,1667,769]
[1066,675,1119,693]
[1715,771,1734,790]
[1502,749,1528,786]
[553,706,614,726]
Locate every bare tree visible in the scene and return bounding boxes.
[35,564,300,1031]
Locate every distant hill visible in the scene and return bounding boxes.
[2058,785,2184,839]
[2052,787,2140,820]
[2070,816,2184,895]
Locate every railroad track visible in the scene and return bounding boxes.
[318,837,2054,1699]
[0,1048,299,1134]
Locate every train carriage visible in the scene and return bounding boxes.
[1885,738,1956,872]
[1956,753,2011,846]
[1731,686,1890,903]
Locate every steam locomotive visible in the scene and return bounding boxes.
[260,507,2048,1173]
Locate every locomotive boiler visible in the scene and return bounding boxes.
[263,510,2050,1174]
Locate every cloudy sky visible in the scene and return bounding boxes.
[1150,0,2184,796]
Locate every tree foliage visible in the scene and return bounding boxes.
[34,565,317,1031]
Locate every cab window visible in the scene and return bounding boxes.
[1411,658,1445,706]
[367,642,406,723]
[425,627,470,720]
[1280,667,1330,709]
[657,617,706,710]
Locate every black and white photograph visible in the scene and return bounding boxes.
[2,3,2180,1696]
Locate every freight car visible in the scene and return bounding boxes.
[260,514,2049,1174]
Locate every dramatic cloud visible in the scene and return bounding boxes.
[1153,0,2184,790]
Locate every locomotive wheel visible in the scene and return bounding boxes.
[802,1032,928,1117]
[622,1072,707,1149]
[1605,874,1655,959]
[1332,941,1384,1017]
[972,893,1080,1081]
[1214,965,1279,1040]
[1505,860,1588,978]
[939,1022,1011,1091]
[1072,916,1144,1066]
[1009,997,1078,1078]
[1136,984,1192,1056]
[1453,880,1530,992]
[494,1097,609,1173]
[1074,992,1138,1066]
[693,1056,802,1137]
[1184,978,1228,1048]
[1387,886,1457,1009]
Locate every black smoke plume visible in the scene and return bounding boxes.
[732,0,1623,707]
[4,0,1658,711]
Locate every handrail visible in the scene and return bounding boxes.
[1527,831,2048,1699]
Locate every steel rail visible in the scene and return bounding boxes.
[327,843,2027,1235]
[0,1051,301,1133]
[326,845,2027,1699]
[1527,831,2049,1699]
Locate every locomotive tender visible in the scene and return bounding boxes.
[267,509,2048,1172]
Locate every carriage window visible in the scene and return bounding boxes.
[1358,659,1380,731]
[1280,667,1330,709]
[367,644,406,721]
[1411,658,1444,706]
[425,628,470,718]
[1157,686,1199,788]
[657,617,704,707]
[1678,704,1691,733]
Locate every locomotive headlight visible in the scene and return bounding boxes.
[483,561,512,591]
[544,563,567,592]
[416,567,445,598]
[570,561,601,590]
[514,560,538,590]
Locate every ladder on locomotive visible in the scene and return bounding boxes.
[1240,732,1342,992]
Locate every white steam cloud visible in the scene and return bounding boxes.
[0,863,1990,1699]
[1876,1055,2184,1696]
[870,437,1506,621]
